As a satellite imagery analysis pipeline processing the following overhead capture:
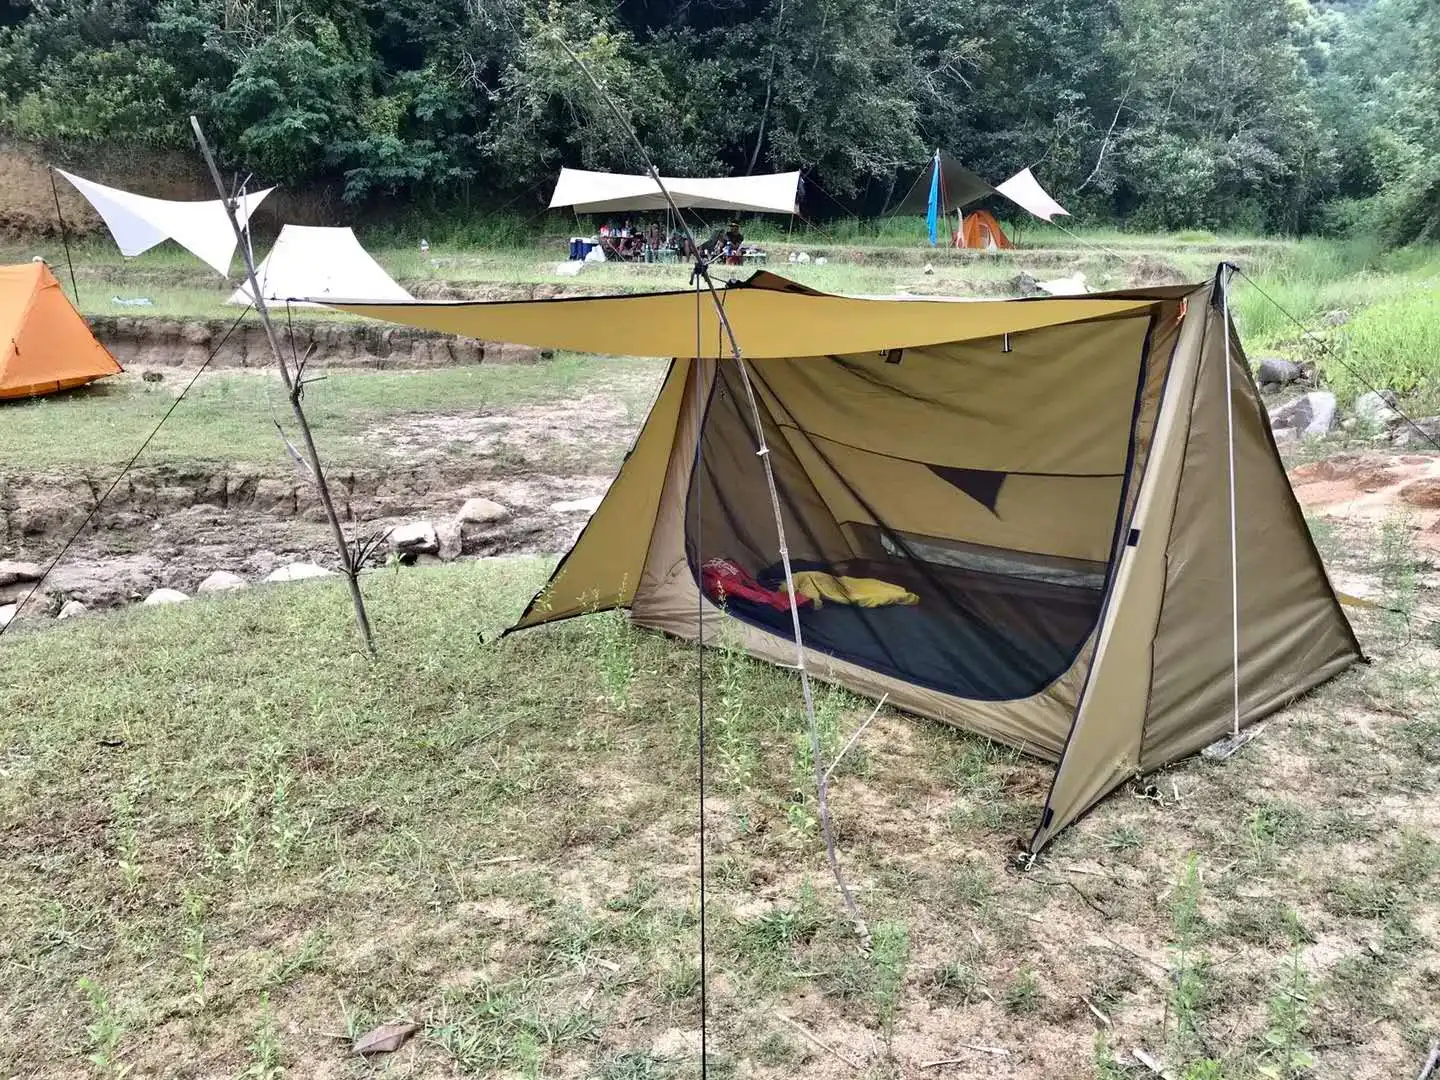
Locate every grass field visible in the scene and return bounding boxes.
[0,518,1435,1078]
[2,223,1439,1077]
[0,353,664,472]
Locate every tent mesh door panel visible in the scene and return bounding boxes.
[684,322,1153,703]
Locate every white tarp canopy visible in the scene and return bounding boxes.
[56,168,273,277]
[549,168,801,215]
[995,167,1070,222]
[228,225,411,307]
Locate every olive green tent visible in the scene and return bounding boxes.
[335,269,1360,849]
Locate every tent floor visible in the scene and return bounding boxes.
[713,556,1103,702]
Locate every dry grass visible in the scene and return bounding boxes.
[0,502,1435,1079]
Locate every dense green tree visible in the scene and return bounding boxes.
[0,0,1435,239]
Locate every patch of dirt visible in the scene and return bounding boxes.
[1289,451,1440,548]
[0,447,617,615]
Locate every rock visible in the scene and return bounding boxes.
[0,603,15,628]
[1037,272,1088,296]
[437,521,462,562]
[389,521,439,555]
[1272,428,1300,445]
[58,600,87,620]
[1392,416,1440,449]
[553,495,605,514]
[1014,272,1042,297]
[922,263,935,275]
[457,497,509,525]
[1268,391,1337,437]
[1256,357,1304,389]
[143,588,190,606]
[197,570,247,595]
[1354,389,1400,428]
[0,560,44,587]
[1400,479,1440,508]
[1322,309,1351,327]
[141,370,165,383]
[264,562,336,583]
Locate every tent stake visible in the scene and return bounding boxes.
[189,116,376,656]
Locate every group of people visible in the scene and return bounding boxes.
[592,220,755,265]
[598,220,669,260]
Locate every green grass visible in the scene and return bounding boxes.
[0,354,663,470]
[0,529,1433,1077]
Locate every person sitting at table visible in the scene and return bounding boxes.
[723,221,744,265]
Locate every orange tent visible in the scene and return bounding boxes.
[955,210,1012,250]
[0,262,122,400]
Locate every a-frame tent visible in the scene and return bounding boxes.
[1,262,123,400]
[332,270,1360,849]
[229,225,412,307]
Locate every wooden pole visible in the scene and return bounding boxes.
[189,116,376,655]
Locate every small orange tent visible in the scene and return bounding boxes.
[955,210,1012,250]
[1,262,122,400]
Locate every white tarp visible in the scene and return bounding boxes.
[995,167,1070,222]
[55,168,273,277]
[228,225,411,307]
[549,168,801,215]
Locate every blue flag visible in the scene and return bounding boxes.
[926,151,941,246]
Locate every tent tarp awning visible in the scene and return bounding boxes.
[892,153,997,215]
[995,167,1070,222]
[55,169,273,277]
[330,272,1153,359]
[549,168,801,215]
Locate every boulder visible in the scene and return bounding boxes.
[1392,416,1440,450]
[553,495,605,514]
[0,560,43,587]
[143,588,190,606]
[197,570,247,595]
[1255,357,1305,390]
[458,497,509,525]
[389,521,439,556]
[58,600,87,620]
[0,603,15,628]
[264,562,336,583]
[437,521,463,562]
[1013,271,1041,297]
[1268,391,1337,437]
[1354,389,1400,429]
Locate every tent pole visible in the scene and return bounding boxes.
[547,28,870,950]
[1221,267,1241,738]
[189,116,377,656]
[47,167,81,306]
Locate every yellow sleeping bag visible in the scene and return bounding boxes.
[784,571,919,609]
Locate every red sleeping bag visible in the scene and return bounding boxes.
[701,557,812,611]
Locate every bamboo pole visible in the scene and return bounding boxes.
[189,117,376,655]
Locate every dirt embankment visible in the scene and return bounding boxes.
[87,316,551,370]
[0,461,607,612]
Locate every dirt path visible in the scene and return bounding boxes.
[1290,451,1440,549]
